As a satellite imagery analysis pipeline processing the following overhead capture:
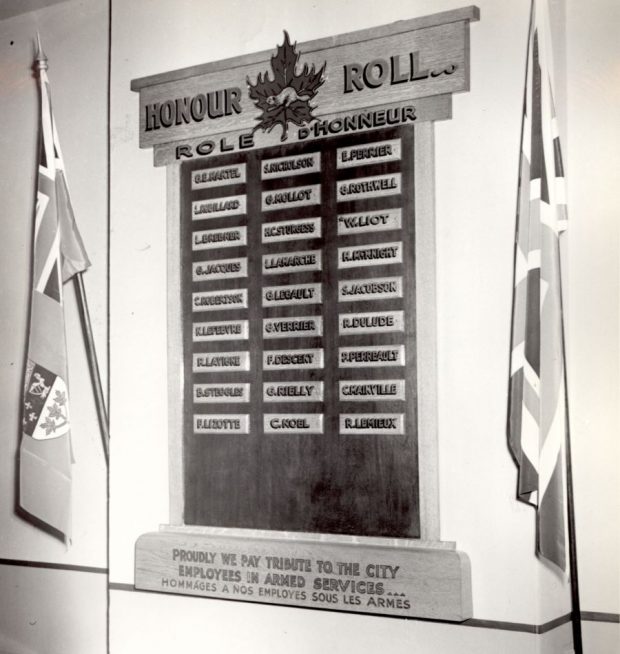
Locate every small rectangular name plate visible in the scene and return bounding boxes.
[193,320,249,342]
[194,415,249,434]
[262,185,321,211]
[192,195,246,220]
[337,139,401,168]
[263,250,321,274]
[192,289,248,311]
[340,414,405,435]
[339,277,403,302]
[192,226,247,251]
[263,316,323,339]
[264,414,323,434]
[337,174,401,201]
[262,283,322,307]
[194,383,250,403]
[261,153,321,179]
[135,530,473,621]
[262,217,321,243]
[339,311,404,335]
[339,380,405,402]
[193,257,247,282]
[193,351,250,372]
[339,345,405,367]
[338,242,403,269]
[264,349,324,370]
[192,164,246,189]
[337,209,402,236]
[263,381,324,402]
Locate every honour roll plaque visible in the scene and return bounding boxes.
[133,6,478,621]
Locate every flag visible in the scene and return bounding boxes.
[508,0,568,571]
[20,41,90,542]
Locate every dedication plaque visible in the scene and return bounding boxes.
[132,6,478,621]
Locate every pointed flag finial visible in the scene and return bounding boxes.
[35,32,48,72]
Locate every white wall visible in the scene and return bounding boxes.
[107,0,618,652]
[0,0,108,652]
[565,0,620,617]
[0,565,106,654]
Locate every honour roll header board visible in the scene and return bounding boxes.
[182,126,419,537]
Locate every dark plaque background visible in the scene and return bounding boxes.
[181,126,419,538]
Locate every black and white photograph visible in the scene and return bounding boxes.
[0,1,618,652]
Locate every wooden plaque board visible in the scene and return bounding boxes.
[132,6,478,621]
[181,126,420,536]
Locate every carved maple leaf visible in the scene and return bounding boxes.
[247,32,325,142]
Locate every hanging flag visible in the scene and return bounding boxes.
[508,0,569,571]
[20,39,90,542]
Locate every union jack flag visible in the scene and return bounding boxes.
[508,0,568,571]
[20,42,90,542]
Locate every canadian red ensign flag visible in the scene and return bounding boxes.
[20,40,90,542]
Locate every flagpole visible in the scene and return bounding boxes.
[35,35,110,466]
[558,238,583,653]
[564,408,583,652]
[74,273,110,465]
